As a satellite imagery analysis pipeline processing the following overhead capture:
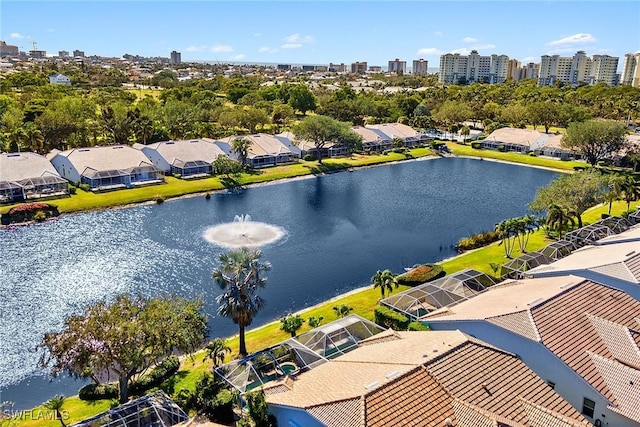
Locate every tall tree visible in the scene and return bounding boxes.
[545,204,576,239]
[231,137,251,166]
[526,102,559,133]
[561,120,628,167]
[288,84,317,116]
[204,338,232,368]
[279,314,305,337]
[371,269,398,299]
[19,122,45,154]
[213,248,271,356]
[293,115,356,163]
[621,176,640,213]
[43,395,66,427]
[39,294,207,404]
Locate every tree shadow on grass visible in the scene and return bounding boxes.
[304,162,352,174]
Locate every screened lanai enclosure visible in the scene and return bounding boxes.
[380,269,497,320]
[540,240,576,261]
[597,216,632,234]
[81,163,162,190]
[215,315,385,394]
[70,391,188,427]
[565,223,612,247]
[170,159,212,178]
[0,174,68,203]
[500,252,552,279]
[629,209,640,225]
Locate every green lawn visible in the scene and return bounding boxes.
[445,141,583,171]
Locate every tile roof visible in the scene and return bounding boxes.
[527,241,640,283]
[52,145,153,172]
[266,331,589,426]
[485,127,545,147]
[139,139,225,164]
[588,353,640,422]
[0,152,62,181]
[351,126,390,144]
[487,310,541,342]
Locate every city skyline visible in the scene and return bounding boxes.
[2,1,639,69]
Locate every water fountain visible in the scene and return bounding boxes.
[203,214,285,249]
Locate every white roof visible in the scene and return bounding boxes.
[352,126,390,143]
[52,145,154,172]
[485,127,547,149]
[218,134,293,158]
[0,152,62,181]
[139,139,225,164]
[366,123,420,139]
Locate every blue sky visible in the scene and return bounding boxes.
[2,1,639,68]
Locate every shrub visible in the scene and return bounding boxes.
[455,230,501,252]
[1,202,60,225]
[155,195,165,204]
[396,264,445,286]
[498,144,506,152]
[471,142,482,149]
[374,306,409,330]
[33,210,47,222]
[528,152,537,157]
[407,321,430,331]
[172,173,182,179]
[573,166,587,171]
[303,154,315,161]
[79,183,91,192]
[205,192,211,200]
[79,383,119,401]
[68,185,77,195]
[129,356,180,396]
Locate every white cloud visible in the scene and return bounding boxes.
[254,33,261,37]
[283,33,314,44]
[462,37,478,43]
[417,47,442,55]
[522,56,537,63]
[210,44,233,53]
[546,47,582,55]
[450,48,471,55]
[186,45,207,52]
[259,46,278,54]
[231,54,245,61]
[9,32,25,39]
[433,31,443,37]
[281,43,302,49]
[547,33,596,46]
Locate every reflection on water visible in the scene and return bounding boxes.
[0,158,558,407]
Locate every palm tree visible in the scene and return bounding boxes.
[307,316,323,328]
[332,304,353,318]
[460,125,470,143]
[371,269,398,299]
[621,176,640,213]
[43,395,66,427]
[605,174,626,215]
[134,115,153,145]
[19,122,45,154]
[231,137,251,167]
[546,204,576,239]
[515,215,540,253]
[495,218,517,258]
[213,248,270,356]
[204,338,232,368]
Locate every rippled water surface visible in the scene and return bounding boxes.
[0,157,558,407]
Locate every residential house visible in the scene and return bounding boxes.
[264,328,590,427]
[276,132,348,159]
[365,122,430,147]
[0,152,68,203]
[423,275,640,426]
[534,133,579,160]
[48,73,71,85]
[482,127,547,153]
[48,145,163,191]
[134,139,225,178]
[351,126,391,153]
[218,134,295,168]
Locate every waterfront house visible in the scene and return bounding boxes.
[134,139,226,178]
[423,275,640,426]
[48,145,163,190]
[276,131,348,159]
[365,122,430,147]
[0,152,68,203]
[264,328,590,427]
[534,133,579,160]
[482,127,546,153]
[351,126,392,153]
[218,134,295,168]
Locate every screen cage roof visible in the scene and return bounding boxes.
[565,223,612,247]
[539,239,576,261]
[172,159,211,169]
[70,391,188,427]
[629,209,640,225]
[595,216,632,234]
[380,269,497,320]
[214,315,385,394]
[500,252,552,279]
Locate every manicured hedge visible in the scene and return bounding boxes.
[407,321,430,331]
[374,306,409,330]
[1,202,60,225]
[471,142,482,149]
[78,383,119,401]
[396,264,445,287]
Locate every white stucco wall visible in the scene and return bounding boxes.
[268,405,326,427]
[50,154,81,183]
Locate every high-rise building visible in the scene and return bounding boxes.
[520,62,539,80]
[621,53,640,87]
[29,49,46,59]
[58,50,69,58]
[329,63,346,73]
[412,59,429,76]
[73,49,85,57]
[0,41,19,57]
[507,59,521,80]
[388,58,406,75]
[369,65,382,73]
[351,61,367,74]
[170,50,181,65]
[439,50,509,84]
[539,51,620,86]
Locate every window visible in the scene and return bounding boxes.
[547,380,556,390]
[582,397,596,418]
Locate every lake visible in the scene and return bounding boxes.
[0,157,558,408]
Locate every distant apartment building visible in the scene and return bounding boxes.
[73,49,85,57]
[58,50,69,58]
[277,64,291,71]
[369,65,382,72]
[621,53,640,87]
[328,62,346,73]
[0,41,19,57]
[388,58,406,75]
[350,61,367,74]
[520,62,539,80]
[507,59,521,80]
[412,58,428,75]
[169,50,181,65]
[29,49,46,59]
[538,51,619,86]
[439,50,509,84]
